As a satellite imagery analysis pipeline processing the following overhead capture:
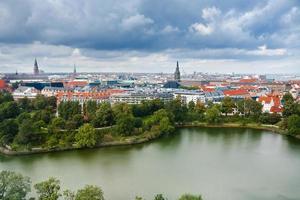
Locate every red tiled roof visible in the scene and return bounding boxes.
[0,80,6,89]
[223,89,249,96]
[270,106,282,113]
[56,89,124,101]
[258,95,281,107]
[239,79,257,83]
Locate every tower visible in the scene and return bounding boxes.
[174,61,181,82]
[34,58,39,75]
[73,64,77,75]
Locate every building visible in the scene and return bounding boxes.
[174,61,181,82]
[12,86,39,99]
[34,58,39,75]
[0,79,6,90]
[41,87,71,97]
[110,91,173,104]
[173,91,205,104]
[56,89,124,104]
[257,95,282,114]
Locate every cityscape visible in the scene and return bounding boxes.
[0,0,300,200]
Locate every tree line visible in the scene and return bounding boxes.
[0,91,300,151]
[0,170,202,200]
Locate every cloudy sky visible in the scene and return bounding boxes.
[0,0,299,74]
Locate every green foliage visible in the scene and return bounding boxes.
[221,96,235,116]
[287,114,300,135]
[75,185,104,200]
[15,119,44,146]
[259,113,281,125]
[0,119,19,145]
[63,190,75,200]
[154,194,167,200]
[115,113,135,136]
[178,194,203,200]
[92,103,114,128]
[165,98,188,122]
[84,101,98,121]
[0,170,31,200]
[58,102,81,120]
[0,101,20,121]
[0,91,13,104]
[34,178,61,200]
[75,124,97,148]
[205,105,221,124]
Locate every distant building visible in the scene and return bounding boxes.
[257,95,283,114]
[13,86,39,99]
[110,91,173,104]
[174,61,181,82]
[173,91,205,104]
[163,80,180,89]
[34,58,39,75]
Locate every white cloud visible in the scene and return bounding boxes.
[202,7,221,21]
[189,23,213,35]
[121,14,153,31]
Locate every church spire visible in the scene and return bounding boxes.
[174,61,181,82]
[34,58,39,75]
[73,64,77,74]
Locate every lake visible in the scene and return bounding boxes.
[1,127,300,200]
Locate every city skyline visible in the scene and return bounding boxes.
[0,0,300,74]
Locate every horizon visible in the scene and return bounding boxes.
[0,0,299,74]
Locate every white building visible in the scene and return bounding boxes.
[13,86,39,100]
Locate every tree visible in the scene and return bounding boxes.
[84,101,98,121]
[34,178,61,200]
[63,190,75,200]
[0,91,13,104]
[165,98,187,122]
[75,124,97,148]
[178,194,203,200]
[0,102,20,121]
[205,105,221,124]
[188,101,195,112]
[287,114,300,135]
[0,170,31,200]
[15,119,40,145]
[17,97,32,112]
[259,113,281,125]
[0,119,19,144]
[75,185,104,200]
[154,194,166,200]
[115,114,135,136]
[58,102,81,120]
[92,103,114,128]
[221,96,235,116]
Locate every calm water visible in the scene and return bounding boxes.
[1,128,300,200]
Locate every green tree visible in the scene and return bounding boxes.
[0,119,19,144]
[92,103,114,128]
[178,194,203,200]
[58,102,81,120]
[15,119,41,145]
[75,124,97,148]
[75,185,104,200]
[115,114,135,136]
[34,178,61,200]
[287,114,300,135]
[84,101,98,121]
[0,102,20,121]
[63,190,75,200]
[0,170,31,200]
[0,91,13,104]
[205,105,221,124]
[221,96,235,116]
[154,194,166,200]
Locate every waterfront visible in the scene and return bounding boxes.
[1,127,300,200]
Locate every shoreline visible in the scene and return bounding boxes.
[1,123,299,156]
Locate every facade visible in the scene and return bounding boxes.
[110,91,173,104]
[173,91,205,104]
[41,87,71,97]
[13,86,39,99]
[56,89,124,104]
[257,95,282,114]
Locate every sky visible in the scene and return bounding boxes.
[0,0,299,74]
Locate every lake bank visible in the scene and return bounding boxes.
[1,122,299,156]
